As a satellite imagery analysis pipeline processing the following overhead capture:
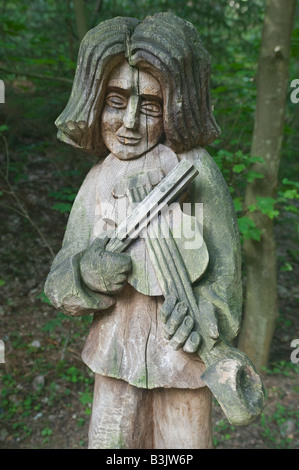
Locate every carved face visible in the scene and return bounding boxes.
[100,61,164,160]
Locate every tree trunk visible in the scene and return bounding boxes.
[238,0,297,370]
[73,0,88,41]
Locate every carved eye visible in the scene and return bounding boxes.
[106,93,127,109]
[140,100,162,117]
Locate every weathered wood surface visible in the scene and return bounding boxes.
[45,12,265,448]
[88,374,213,449]
[82,282,206,390]
[106,159,199,252]
[105,157,265,425]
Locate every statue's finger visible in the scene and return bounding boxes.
[169,316,194,350]
[160,294,177,323]
[198,296,219,339]
[164,302,188,337]
[183,331,201,353]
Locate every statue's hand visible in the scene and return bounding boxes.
[160,295,201,353]
[80,235,132,294]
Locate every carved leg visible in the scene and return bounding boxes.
[152,386,213,449]
[89,374,213,449]
[88,374,153,449]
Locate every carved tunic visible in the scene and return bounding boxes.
[45,144,242,390]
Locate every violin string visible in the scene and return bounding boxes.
[137,184,194,311]
[134,185,173,297]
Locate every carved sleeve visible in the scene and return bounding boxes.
[44,163,115,316]
[183,148,243,342]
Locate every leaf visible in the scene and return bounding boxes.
[48,188,77,202]
[249,156,265,164]
[281,189,299,199]
[280,262,293,272]
[282,178,299,190]
[233,164,246,173]
[284,205,299,214]
[248,204,257,213]
[233,197,243,212]
[0,125,9,133]
[0,40,17,50]
[3,19,27,35]
[51,202,72,214]
[0,279,6,287]
[238,216,261,241]
[36,291,52,305]
[41,428,52,437]
[78,391,93,406]
[235,150,247,159]
[256,197,279,219]
[24,57,57,65]
[213,86,228,93]
[42,312,66,333]
[246,171,265,183]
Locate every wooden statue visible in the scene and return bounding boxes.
[45,13,265,449]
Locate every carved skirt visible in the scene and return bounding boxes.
[82,283,206,390]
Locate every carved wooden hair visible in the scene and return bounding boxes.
[55,12,220,156]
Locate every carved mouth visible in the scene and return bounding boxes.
[116,135,142,145]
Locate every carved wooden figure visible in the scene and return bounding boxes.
[45,13,265,449]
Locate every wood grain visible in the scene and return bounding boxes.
[88,374,213,449]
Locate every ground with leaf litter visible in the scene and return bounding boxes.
[0,135,298,450]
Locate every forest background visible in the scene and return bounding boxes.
[0,0,298,449]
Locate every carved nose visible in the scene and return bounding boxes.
[123,95,140,129]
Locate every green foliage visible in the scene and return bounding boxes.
[36,291,52,305]
[280,262,293,272]
[212,142,299,244]
[211,147,266,242]
[41,312,67,334]
[78,390,93,416]
[212,147,265,185]
[41,427,52,437]
[1,372,44,421]
[48,187,77,214]
[0,0,269,249]
[238,216,261,241]
[0,125,9,133]
[248,197,279,220]
[48,188,77,202]
[260,404,299,449]
[59,366,87,384]
[278,179,299,214]
[213,418,235,447]
[262,360,299,377]
[51,202,73,214]
[290,26,299,58]
[0,308,93,446]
